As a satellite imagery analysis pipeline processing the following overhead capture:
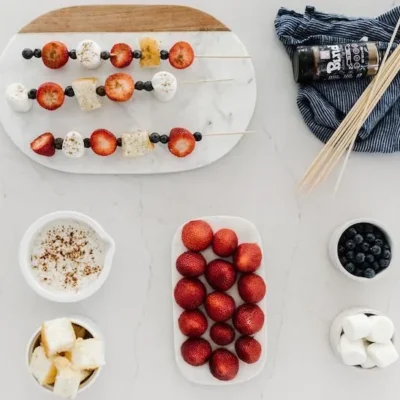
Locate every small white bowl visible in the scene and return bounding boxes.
[19,211,115,302]
[328,218,394,283]
[27,316,105,395]
[330,308,396,370]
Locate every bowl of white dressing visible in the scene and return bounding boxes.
[19,211,115,302]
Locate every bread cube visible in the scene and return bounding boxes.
[140,38,161,68]
[41,318,76,357]
[72,78,102,112]
[54,356,91,383]
[30,346,57,386]
[53,366,81,399]
[122,131,154,158]
[71,338,105,370]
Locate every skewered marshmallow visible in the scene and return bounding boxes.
[339,335,367,366]
[41,318,76,357]
[30,346,57,385]
[367,342,399,368]
[152,71,178,102]
[76,40,102,69]
[72,78,102,111]
[70,338,105,370]
[343,314,372,341]
[62,131,85,158]
[366,316,395,343]
[122,130,154,157]
[6,83,32,112]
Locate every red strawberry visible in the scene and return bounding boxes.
[233,304,265,335]
[176,251,206,277]
[41,41,69,69]
[169,41,195,70]
[210,323,235,346]
[205,292,235,322]
[205,259,237,291]
[212,229,238,257]
[174,278,206,310]
[110,43,133,68]
[234,243,262,273]
[181,338,212,366]
[90,129,117,156]
[105,73,134,102]
[30,133,55,157]
[168,128,196,158]
[235,336,262,364]
[36,82,65,111]
[182,220,213,252]
[209,349,239,381]
[178,309,208,338]
[238,274,266,304]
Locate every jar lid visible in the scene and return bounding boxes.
[293,46,315,84]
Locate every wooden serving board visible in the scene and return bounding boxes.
[0,5,256,174]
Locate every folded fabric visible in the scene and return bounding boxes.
[275,6,400,153]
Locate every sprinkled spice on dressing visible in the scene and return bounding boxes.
[31,220,105,292]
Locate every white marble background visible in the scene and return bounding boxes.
[1,0,400,399]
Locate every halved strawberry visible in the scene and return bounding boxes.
[105,73,134,102]
[41,41,69,69]
[169,42,195,69]
[36,83,65,111]
[110,43,133,68]
[30,133,55,157]
[168,128,196,158]
[90,129,117,156]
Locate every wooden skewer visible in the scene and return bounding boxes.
[195,55,251,59]
[203,130,256,136]
[180,78,234,84]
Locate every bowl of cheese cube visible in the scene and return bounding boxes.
[27,316,105,398]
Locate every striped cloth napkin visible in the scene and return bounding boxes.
[275,6,400,153]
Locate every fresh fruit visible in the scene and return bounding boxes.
[205,292,235,322]
[205,259,237,291]
[41,41,69,69]
[212,229,238,257]
[69,50,77,59]
[33,49,42,58]
[233,304,265,335]
[238,274,266,304]
[149,133,160,143]
[193,132,202,142]
[64,86,75,97]
[28,89,37,100]
[105,73,134,102]
[22,48,34,59]
[133,50,142,59]
[110,43,133,68]
[169,41,195,69]
[144,81,154,92]
[209,349,239,381]
[364,268,376,279]
[234,243,263,273]
[90,129,117,156]
[178,310,208,337]
[36,83,65,111]
[181,338,212,366]
[235,336,262,364]
[54,138,64,150]
[101,51,110,60]
[182,220,213,252]
[176,251,207,277]
[30,133,55,157]
[96,86,106,97]
[168,128,196,158]
[174,278,206,310]
[160,50,169,60]
[135,81,145,91]
[160,135,169,144]
[210,323,235,346]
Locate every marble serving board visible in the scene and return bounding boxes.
[0,32,256,174]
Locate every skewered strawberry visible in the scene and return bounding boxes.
[90,129,117,156]
[36,83,65,111]
[105,73,134,102]
[30,133,55,157]
[169,42,195,69]
[168,128,196,158]
[41,41,69,69]
[110,43,133,68]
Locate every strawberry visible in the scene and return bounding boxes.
[90,129,117,156]
[205,259,237,291]
[30,133,55,157]
[181,338,212,366]
[176,251,206,277]
[168,128,196,158]
[36,82,65,111]
[174,278,206,310]
[182,220,213,252]
[209,349,239,381]
[233,304,265,335]
[234,243,263,273]
[205,292,235,322]
[210,323,235,346]
[178,309,208,338]
[238,274,266,304]
[169,41,195,70]
[105,73,134,102]
[212,229,238,257]
[235,336,262,364]
[41,41,69,69]
[110,43,133,68]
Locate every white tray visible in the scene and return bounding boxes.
[0,32,256,174]
[171,216,267,385]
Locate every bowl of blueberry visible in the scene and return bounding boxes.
[329,219,393,282]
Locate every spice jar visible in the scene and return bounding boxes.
[293,42,380,84]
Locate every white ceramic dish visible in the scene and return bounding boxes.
[0,32,256,174]
[171,216,267,385]
[328,218,394,283]
[19,211,115,302]
[26,315,104,396]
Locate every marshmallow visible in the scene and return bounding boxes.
[339,334,367,366]
[121,131,154,157]
[53,365,81,399]
[366,316,395,343]
[30,346,57,385]
[152,71,178,102]
[343,314,372,341]
[76,40,102,69]
[62,131,85,158]
[361,355,376,369]
[70,338,105,370]
[367,342,399,368]
[41,318,76,357]
[6,83,32,112]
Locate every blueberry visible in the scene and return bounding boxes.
[371,245,381,256]
[355,224,364,233]
[360,242,370,252]
[364,268,376,279]
[383,243,390,250]
[64,86,75,97]
[366,233,376,243]
[117,138,122,147]
[160,50,169,60]
[366,254,375,263]
[69,50,77,60]
[355,253,365,264]
[149,133,160,144]
[22,48,33,59]
[375,231,383,239]
[355,269,364,277]
[160,135,169,144]
[364,224,374,233]
[101,51,110,60]
[346,227,357,238]
[338,244,345,254]
[54,138,63,150]
[354,234,363,244]
[28,89,37,100]
[135,81,144,91]
[83,138,91,148]
[361,262,371,270]
[344,263,355,274]
[96,86,106,97]
[144,81,154,91]
[375,239,384,246]
[346,251,355,260]
[193,132,203,142]
[379,259,390,269]
[33,49,42,58]
[133,50,142,59]
[372,261,380,271]
[383,249,391,260]
[345,240,356,250]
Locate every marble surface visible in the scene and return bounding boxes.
[2,0,400,399]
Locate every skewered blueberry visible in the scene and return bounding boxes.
[364,224,374,233]
[345,240,356,250]
[144,81,154,91]
[344,263,355,274]
[383,249,391,259]
[84,138,91,148]
[149,133,160,143]
[22,48,34,59]
[117,138,122,147]
[133,50,142,59]
[101,51,110,60]
[64,86,75,97]
[69,50,77,59]
[364,268,376,279]
[355,270,364,277]
[346,251,355,260]
[54,138,64,150]
[366,233,376,243]
[338,244,345,254]
[372,262,380,271]
[371,245,382,256]
[160,50,169,60]
[160,135,169,144]
[33,49,42,58]
[360,242,370,252]
[379,259,390,269]
[28,89,37,100]
[354,234,364,244]
[366,254,375,263]
[135,81,144,91]
[96,86,106,97]
[355,253,365,264]
[194,132,202,142]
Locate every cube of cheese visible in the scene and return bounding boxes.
[30,346,57,386]
[72,78,102,112]
[140,38,161,68]
[70,338,105,370]
[122,131,154,158]
[53,366,81,399]
[41,318,76,357]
